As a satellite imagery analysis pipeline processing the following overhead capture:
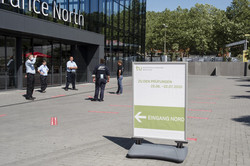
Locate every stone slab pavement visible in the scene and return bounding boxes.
[0,76,250,166]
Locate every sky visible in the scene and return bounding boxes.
[147,0,233,12]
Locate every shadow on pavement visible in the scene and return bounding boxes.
[232,115,250,126]
[108,92,116,94]
[227,78,241,80]
[103,136,152,150]
[236,79,250,82]
[231,95,250,99]
[238,85,250,87]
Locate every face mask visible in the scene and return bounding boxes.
[31,58,34,60]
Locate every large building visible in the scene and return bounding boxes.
[0,0,146,90]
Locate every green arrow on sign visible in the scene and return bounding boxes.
[135,112,147,123]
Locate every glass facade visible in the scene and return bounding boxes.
[0,0,146,90]
[0,36,17,90]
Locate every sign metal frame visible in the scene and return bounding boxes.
[132,62,188,142]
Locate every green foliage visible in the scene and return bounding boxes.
[146,0,250,56]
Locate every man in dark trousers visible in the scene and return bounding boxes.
[65,56,78,91]
[92,59,110,102]
[25,54,37,100]
[38,60,49,93]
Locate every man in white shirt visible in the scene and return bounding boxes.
[25,54,37,100]
[38,60,49,93]
[65,56,78,91]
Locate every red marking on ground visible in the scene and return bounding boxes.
[51,95,66,98]
[211,88,223,90]
[188,116,208,120]
[50,117,58,125]
[202,93,221,96]
[203,89,222,92]
[188,109,212,112]
[109,104,132,107]
[0,114,6,117]
[194,97,218,100]
[187,138,197,141]
[88,111,119,114]
[88,96,93,98]
[191,101,216,104]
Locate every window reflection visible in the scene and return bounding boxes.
[0,0,146,78]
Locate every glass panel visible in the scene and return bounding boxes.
[80,0,85,12]
[99,0,104,24]
[6,37,16,89]
[113,2,119,28]
[69,0,79,11]
[52,43,61,85]
[125,0,130,8]
[57,0,68,10]
[119,4,124,31]
[0,36,5,90]
[33,38,52,87]
[106,0,112,25]
[125,6,129,31]
[91,0,99,13]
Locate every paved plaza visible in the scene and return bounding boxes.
[0,75,250,166]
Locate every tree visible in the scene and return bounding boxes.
[226,0,250,41]
[145,1,249,57]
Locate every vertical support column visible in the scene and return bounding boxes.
[51,42,54,85]
[60,43,62,85]
[4,36,7,90]
[16,37,23,89]
[86,44,104,82]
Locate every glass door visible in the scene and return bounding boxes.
[52,43,61,85]
[0,36,5,90]
[6,37,16,89]
[33,38,52,87]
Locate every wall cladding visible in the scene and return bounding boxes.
[188,62,250,76]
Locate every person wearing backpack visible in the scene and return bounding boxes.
[116,60,124,95]
[92,59,110,102]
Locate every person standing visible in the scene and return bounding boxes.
[116,60,124,95]
[92,59,110,102]
[38,60,49,93]
[65,56,78,91]
[25,54,37,100]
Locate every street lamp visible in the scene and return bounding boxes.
[163,24,168,55]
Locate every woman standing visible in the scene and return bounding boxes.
[116,60,124,95]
